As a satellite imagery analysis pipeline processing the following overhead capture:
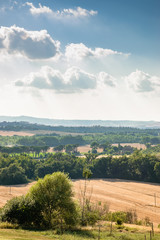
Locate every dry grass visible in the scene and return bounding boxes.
[1,179,160,226]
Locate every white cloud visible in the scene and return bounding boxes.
[25,2,52,15]
[125,70,160,92]
[15,66,97,93]
[25,2,97,18]
[98,72,117,87]
[0,25,60,59]
[61,7,97,18]
[65,43,129,61]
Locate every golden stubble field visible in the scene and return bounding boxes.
[0,131,34,136]
[0,179,160,226]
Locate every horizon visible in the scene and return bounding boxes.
[0,0,160,121]
[0,115,159,123]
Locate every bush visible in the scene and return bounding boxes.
[80,201,109,226]
[0,195,43,228]
[116,218,123,225]
[106,210,137,224]
[0,163,28,185]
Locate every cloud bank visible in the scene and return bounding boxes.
[15,66,97,93]
[15,66,117,93]
[0,25,60,59]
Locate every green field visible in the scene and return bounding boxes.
[0,226,160,240]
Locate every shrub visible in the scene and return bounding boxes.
[116,218,123,225]
[106,210,137,224]
[0,163,28,185]
[80,201,109,226]
[0,195,43,228]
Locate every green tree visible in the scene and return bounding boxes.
[54,145,64,152]
[154,162,160,182]
[65,144,74,154]
[28,172,79,229]
[90,141,99,150]
[99,141,111,152]
[0,163,28,185]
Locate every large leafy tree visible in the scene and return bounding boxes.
[28,172,79,229]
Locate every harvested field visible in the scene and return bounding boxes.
[77,145,103,153]
[0,131,34,136]
[1,179,160,226]
[112,143,146,150]
[77,143,146,154]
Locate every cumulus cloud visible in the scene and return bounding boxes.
[25,2,97,18]
[15,66,97,93]
[98,72,117,87]
[65,43,129,61]
[125,70,160,92]
[0,25,60,59]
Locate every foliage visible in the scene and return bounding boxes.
[28,172,79,229]
[1,149,160,185]
[0,195,42,227]
[0,163,28,185]
[106,210,137,224]
[0,172,80,230]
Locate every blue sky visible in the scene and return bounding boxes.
[0,0,160,120]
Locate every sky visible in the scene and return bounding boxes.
[0,0,160,121]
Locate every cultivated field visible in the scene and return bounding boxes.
[1,179,160,226]
[0,131,34,136]
[77,143,146,153]
[112,143,146,150]
[77,145,104,153]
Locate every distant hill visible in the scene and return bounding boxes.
[0,115,160,128]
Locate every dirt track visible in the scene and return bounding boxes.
[1,179,160,226]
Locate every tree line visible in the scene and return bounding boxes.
[1,131,160,147]
[1,151,160,185]
[1,121,160,135]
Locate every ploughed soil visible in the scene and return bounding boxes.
[0,179,160,226]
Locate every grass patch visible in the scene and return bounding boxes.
[0,227,160,240]
[0,222,19,229]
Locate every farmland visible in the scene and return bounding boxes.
[1,179,160,226]
[0,131,34,137]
